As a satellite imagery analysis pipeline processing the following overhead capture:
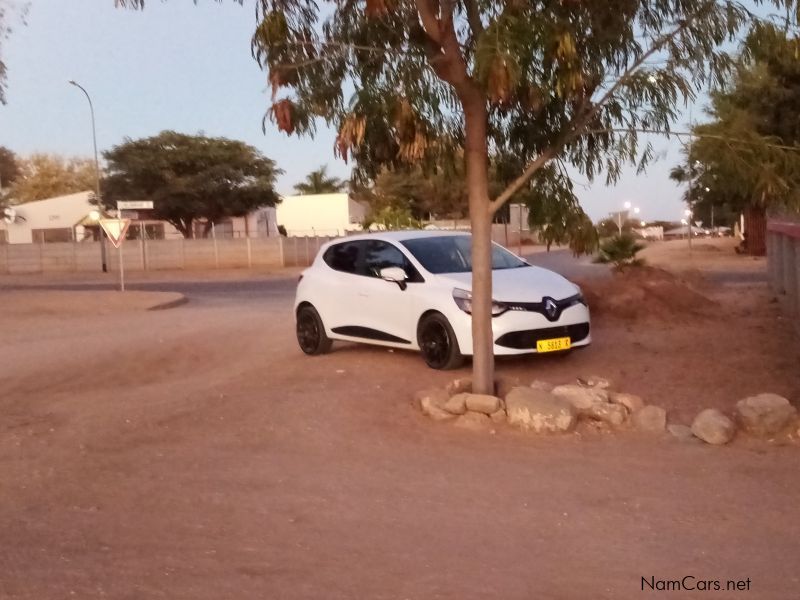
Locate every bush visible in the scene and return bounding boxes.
[596,234,645,269]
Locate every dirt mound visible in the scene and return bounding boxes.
[578,266,717,322]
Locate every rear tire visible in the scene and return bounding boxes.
[296,305,333,355]
[417,313,464,370]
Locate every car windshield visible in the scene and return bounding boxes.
[401,235,528,274]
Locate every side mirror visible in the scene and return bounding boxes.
[379,266,408,290]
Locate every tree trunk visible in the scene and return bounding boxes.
[463,96,494,395]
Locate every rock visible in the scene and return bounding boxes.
[632,405,667,433]
[583,402,627,427]
[494,375,521,399]
[667,424,696,442]
[414,388,455,421]
[577,375,612,389]
[530,380,554,392]
[489,409,506,424]
[611,392,645,413]
[445,377,472,395]
[464,393,502,415]
[505,387,577,433]
[735,393,798,437]
[551,384,609,410]
[453,411,491,431]
[691,409,736,445]
[443,393,468,415]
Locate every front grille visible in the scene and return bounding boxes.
[495,322,590,350]
[504,293,585,322]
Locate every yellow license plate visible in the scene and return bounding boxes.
[536,337,571,353]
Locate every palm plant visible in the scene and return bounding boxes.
[596,234,645,270]
[293,166,347,194]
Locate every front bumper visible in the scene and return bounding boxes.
[449,303,592,356]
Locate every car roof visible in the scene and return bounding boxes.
[332,230,472,244]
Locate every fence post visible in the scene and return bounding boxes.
[212,223,219,269]
[785,234,798,315]
[39,238,44,273]
[773,233,785,294]
[73,241,78,272]
[795,238,800,320]
[246,237,252,268]
[181,237,186,270]
[279,236,285,267]
[293,236,299,267]
[305,236,310,265]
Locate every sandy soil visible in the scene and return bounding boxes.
[1,239,798,599]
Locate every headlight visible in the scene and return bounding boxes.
[452,288,508,316]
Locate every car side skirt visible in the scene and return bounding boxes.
[330,326,412,345]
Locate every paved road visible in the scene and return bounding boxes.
[0,249,607,305]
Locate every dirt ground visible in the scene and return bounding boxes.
[1,238,798,599]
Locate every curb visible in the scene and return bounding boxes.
[147,294,189,311]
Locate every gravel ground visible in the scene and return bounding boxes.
[1,238,798,599]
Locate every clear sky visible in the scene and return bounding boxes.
[0,0,696,222]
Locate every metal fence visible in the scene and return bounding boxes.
[767,217,800,323]
[0,236,337,274]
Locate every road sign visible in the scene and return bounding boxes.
[99,218,131,249]
[117,200,154,210]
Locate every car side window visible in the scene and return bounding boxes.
[363,240,422,282]
[323,242,361,274]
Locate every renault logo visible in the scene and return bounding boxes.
[543,297,558,320]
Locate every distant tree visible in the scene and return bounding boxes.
[597,217,641,238]
[523,165,598,254]
[672,24,800,231]
[354,164,468,222]
[0,145,20,194]
[103,131,282,238]
[8,154,96,202]
[362,205,422,230]
[0,1,29,105]
[293,165,347,194]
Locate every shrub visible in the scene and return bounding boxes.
[596,234,645,269]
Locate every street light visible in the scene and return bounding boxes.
[616,202,639,234]
[69,80,108,272]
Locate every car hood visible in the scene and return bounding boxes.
[435,266,579,302]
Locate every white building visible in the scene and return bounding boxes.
[276,193,368,237]
[0,190,281,243]
[0,191,97,244]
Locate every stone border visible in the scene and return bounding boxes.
[414,376,799,446]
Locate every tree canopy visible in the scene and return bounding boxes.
[672,22,800,222]
[102,131,282,238]
[8,153,96,203]
[293,165,347,194]
[0,145,19,193]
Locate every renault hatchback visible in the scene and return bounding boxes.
[294,231,591,369]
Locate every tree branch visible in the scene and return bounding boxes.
[463,0,483,40]
[488,2,715,213]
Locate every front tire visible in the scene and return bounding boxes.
[417,313,464,370]
[296,305,333,355]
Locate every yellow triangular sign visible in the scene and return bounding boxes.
[99,218,131,249]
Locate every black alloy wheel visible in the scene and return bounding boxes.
[418,313,463,370]
[296,305,333,355]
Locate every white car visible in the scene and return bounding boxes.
[294,231,591,369]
